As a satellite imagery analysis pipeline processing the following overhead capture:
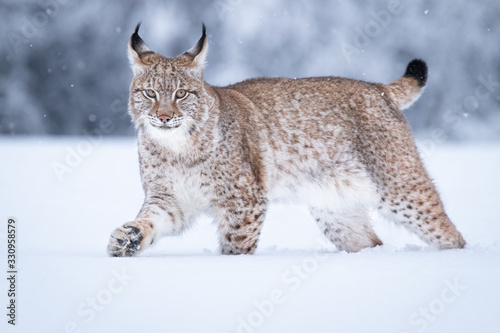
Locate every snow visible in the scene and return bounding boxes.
[1,138,499,333]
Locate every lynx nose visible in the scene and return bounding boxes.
[158,114,172,123]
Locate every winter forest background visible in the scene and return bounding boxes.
[1,0,499,141]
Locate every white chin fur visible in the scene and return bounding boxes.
[146,122,189,154]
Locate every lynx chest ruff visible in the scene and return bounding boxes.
[107,23,466,257]
[137,140,213,235]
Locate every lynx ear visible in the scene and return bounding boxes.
[183,24,208,73]
[128,23,154,75]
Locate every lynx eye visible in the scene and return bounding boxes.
[175,89,187,99]
[143,89,156,99]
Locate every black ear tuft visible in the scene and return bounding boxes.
[130,22,154,58]
[198,22,207,50]
[201,22,206,39]
[131,22,144,52]
[404,59,428,87]
[185,23,207,59]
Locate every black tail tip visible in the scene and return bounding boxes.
[404,59,428,87]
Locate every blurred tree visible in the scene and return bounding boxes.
[0,0,499,140]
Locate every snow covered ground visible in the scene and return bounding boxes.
[1,138,499,333]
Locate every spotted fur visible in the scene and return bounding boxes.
[107,25,465,257]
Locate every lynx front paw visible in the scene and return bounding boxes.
[107,221,154,257]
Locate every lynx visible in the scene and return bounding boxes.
[107,24,466,257]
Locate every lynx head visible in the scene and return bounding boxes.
[127,23,214,148]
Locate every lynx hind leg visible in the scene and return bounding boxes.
[359,117,466,250]
[107,220,156,257]
[373,148,466,249]
[378,175,466,250]
[310,206,382,252]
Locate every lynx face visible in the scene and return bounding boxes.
[128,24,214,149]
